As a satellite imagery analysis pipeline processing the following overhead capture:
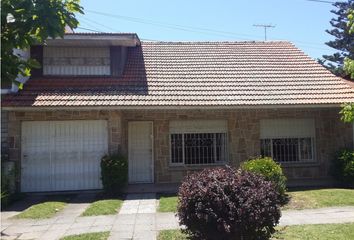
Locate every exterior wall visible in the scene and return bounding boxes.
[1,110,9,159]
[6,107,353,190]
[121,108,353,184]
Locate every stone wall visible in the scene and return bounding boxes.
[1,110,9,159]
[6,107,353,189]
[122,108,353,184]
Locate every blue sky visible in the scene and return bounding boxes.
[76,0,338,59]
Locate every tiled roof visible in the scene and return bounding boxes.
[3,41,354,108]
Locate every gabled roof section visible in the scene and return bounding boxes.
[3,41,354,108]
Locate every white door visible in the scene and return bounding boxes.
[128,121,153,183]
[21,120,108,192]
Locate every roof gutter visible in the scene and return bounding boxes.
[1,104,344,111]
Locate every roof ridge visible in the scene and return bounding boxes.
[141,40,292,44]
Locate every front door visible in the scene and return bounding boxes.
[128,121,153,183]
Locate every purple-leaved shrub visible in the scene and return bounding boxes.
[177,167,281,240]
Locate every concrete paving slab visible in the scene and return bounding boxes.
[0,234,20,240]
[133,230,156,240]
[93,215,116,226]
[38,229,67,240]
[108,230,134,240]
[115,214,136,225]
[47,223,72,231]
[111,223,135,232]
[63,226,92,236]
[18,231,45,240]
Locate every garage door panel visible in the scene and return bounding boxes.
[21,122,52,192]
[21,120,108,192]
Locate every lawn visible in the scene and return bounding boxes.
[15,201,67,219]
[272,223,354,239]
[158,195,178,213]
[60,232,109,240]
[81,199,123,216]
[158,229,187,240]
[157,188,354,212]
[157,223,354,240]
[285,188,354,210]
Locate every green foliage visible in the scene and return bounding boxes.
[340,103,354,123]
[344,8,354,80]
[1,164,15,209]
[100,154,128,195]
[1,0,83,87]
[348,8,354,34]
[344,57,354,79]
[332,149,354,187]
[241,157,288,205]
[321,1,354,78]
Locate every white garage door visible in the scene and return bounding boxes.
[21,120,108,192]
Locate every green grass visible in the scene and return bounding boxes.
[81,199,123,216]
[284,188,354,210]
[157,229,188,240]
[272,223,354,239]
[60,232,109,240]
[157,188,354,212]
[158,195,178,213]
[15,201,67,219]
[158,224,354,240]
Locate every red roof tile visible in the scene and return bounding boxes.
[2,41,354,108]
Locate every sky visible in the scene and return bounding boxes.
[76,0,339,59]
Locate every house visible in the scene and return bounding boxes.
[2,33,354,192]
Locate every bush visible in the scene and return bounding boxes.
[177,167,281,240]
[101,154,128,195]
[241,157,288,205]
[332,149,354,187]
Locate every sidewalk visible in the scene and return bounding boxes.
[1,194,354,240]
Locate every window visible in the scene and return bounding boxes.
[170,120,228,165]
[43,47,110,76]
[260,119,315,163]
[261,137,314,163]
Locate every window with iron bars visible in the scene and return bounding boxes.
[170,133,227,165]
[260,137,314,163]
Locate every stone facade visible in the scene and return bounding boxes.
[6,107,353,190]
[1,110,9,158]
[122,108,352,184]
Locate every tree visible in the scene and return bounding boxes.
[344,8,354,80]
[341,8,354,123]
[322,0,354,78]
[1,0,83,89]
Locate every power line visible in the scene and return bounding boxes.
[85,9,259,40]
[76,27,103,33]
[81,16,118,32]
[84,9,331,47]
[305,0,335,3]
[78,10,333,51]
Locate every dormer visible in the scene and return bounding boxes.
[31,33,140,77]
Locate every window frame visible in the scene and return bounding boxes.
[169,131,229,167]
[260,137,316,163]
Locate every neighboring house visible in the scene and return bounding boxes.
[2,33,354,192]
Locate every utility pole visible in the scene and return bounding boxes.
[253,24,275,41]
